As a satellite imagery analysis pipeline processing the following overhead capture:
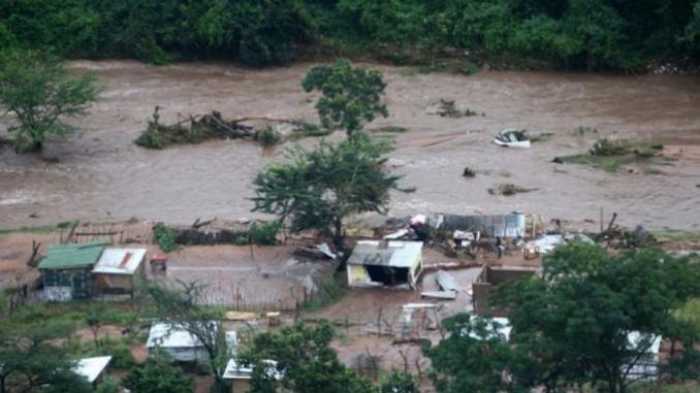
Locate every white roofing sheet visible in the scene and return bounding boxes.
[93,248,146,275]
[73,356,111,383]
[468,316,512,342]
[348,241,423,268]
[627,331,662,354]
[223,359,281,380]
[146,322,216,349]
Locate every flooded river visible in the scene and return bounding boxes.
[1,61,699,230]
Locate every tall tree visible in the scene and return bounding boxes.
[0,49,100,153]
[0,320,93,393]
[424,314,519,393]
[145,282,231,393]
[251,133,402,249]
[426,243,700,393]
[302,59,388,139]
[238,322,374,393]
[123,351,193,393]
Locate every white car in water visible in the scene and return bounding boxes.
[493,129,531,148]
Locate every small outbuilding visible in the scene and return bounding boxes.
[38,243,105,301]
[347,241,423,290]
[73,356,112,386]
[146,322,237,363]
[92,247,147,297]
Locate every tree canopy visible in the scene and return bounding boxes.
[302,59,387,138]
[426,243,700,393]
[3,0,700,70]
[123,352,193,393]
[251,133,401,249]
[238,322,374,393]
[0,320,93,393]
[0,49,99,152]
[145,282,230,393]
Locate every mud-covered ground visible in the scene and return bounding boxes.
[1,61,700,230]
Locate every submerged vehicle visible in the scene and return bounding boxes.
[493,129,531,148]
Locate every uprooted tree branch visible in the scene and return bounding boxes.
[134,106,320,149]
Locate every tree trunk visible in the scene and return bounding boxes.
[332,217,344,252]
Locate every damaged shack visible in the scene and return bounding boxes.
[92,247,146,297]
[347,241,423,290]
[472,265,539,316]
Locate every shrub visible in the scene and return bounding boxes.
[153,223,178,252]
[256,127,282,146]
[249,220,281,245]
[589,138,629,156]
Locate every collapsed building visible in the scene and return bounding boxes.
[346,241,423,289]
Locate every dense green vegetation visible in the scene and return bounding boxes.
[0,49,99,152]
[2,0,700,70]
[425,243,700,393]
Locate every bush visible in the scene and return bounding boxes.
[590,138,629,156]
[95,377,120,393]
[153,223,178,252]
[124,353,192,393]
[249,220,282,245]
[256,127,282,146]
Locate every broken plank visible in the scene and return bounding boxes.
[421,291,457,300]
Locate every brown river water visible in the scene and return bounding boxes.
[1,61,699,230]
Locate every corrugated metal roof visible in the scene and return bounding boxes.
[38,242,106,270]
[347,241,422,267]
[73,356,112,383]
[146,322,226,349]
[92,248,146,275]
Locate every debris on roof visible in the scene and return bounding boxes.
[92,248,146,275]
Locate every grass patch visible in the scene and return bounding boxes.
[0,220,79,237]
[553,138,666,173]
[303,273,348,311]
[290,123,333,139]
[255,126,282,146]
[652,230,700,244]
[370,126,409,134]
[675,298,700,334]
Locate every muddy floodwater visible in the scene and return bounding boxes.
[1,61,700,230]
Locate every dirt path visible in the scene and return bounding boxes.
[1,61,699,230]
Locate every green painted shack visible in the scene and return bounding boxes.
[38,243,105,301]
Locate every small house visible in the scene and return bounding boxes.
[347,241,423,290]
[92,247,147,297]
[73,356,112,386]
[223,359,281,393]
[38,243,105,301]
[146,322,237,363]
